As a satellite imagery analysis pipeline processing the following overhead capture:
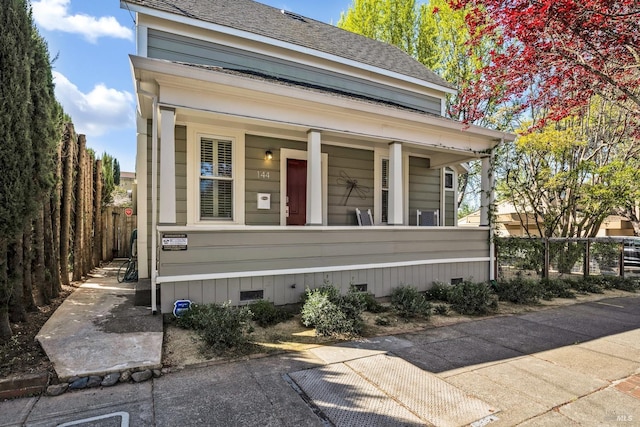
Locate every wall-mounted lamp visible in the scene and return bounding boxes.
[265,150,273,160]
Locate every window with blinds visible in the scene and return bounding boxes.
[200,138,233,220]
[381,158,389,223]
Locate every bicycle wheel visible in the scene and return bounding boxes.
[124,259,138,282]
[117,260,130,283]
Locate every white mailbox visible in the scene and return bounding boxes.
[257,193,271,210]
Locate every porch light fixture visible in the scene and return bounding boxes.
[265,150,273,160]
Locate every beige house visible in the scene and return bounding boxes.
[123,0,515,313]
[119,171,136,192]
[459,201,635,238]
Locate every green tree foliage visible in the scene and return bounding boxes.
[29,32,61,201]
[0,0,63,342]
[340,0,417,56]
[0,0,34,342]
[500,97,640,238]
[113,158,121,186]
[0,0,32,239]
[101,153,115,207]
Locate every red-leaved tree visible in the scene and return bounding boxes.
[450,0,640,127]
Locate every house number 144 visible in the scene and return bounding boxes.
[257,171,270,180]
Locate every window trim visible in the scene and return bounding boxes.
[187,126,245,225]
[441,167,457,227]
[199,137,234,221]
[381,157,389,224]
[444,169,455,191]
[374,148,387,225]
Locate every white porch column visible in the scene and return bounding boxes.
[136,114,149,279]
[480,152,494,227]
[306,130,323,225]
[159,107,176,224]
[388,142,404,225]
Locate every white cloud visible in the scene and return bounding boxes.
[32,0,133,43]
[53,71,135,137]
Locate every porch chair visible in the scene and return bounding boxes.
[355,208,374,226]
[417,209,439,226]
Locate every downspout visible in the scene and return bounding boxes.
[488,141,500,281]
[136,80,159,314]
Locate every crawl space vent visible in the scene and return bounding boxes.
[240,290,264,301]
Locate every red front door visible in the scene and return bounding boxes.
[287,159,307,225]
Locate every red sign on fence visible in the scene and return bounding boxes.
[124,208,133,217]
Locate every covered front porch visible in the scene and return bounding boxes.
[132,57,508,312]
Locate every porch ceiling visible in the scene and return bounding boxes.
[175,107,483,167]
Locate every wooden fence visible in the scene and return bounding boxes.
[102,207,137,259]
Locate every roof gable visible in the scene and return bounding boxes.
[123,0,454,90]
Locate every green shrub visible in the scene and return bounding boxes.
[571,277,604,294]
[603,276,640,292]
[299,283,340,304]
[300,285,365,337]
[425,282,451,301]
[358,292,387,313]
[390,285,432,319]
[177,302,254,354]
[433,303,449,316]
[539,278,576,300]
[374,316,391,326]
[583,275,609,289]
[248,300,293,327]
[494,277,542,304]
[447,281,498,315]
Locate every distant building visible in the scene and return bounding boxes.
[459,201,635,238]
[119,171,135,192]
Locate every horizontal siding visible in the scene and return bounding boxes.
[244,135,306,225]
[325,145,374,225]
[147,29,442,115]
[159,260,489,311]
[445,191,455,226]
[408,156,440,226]
[158,227,489,277]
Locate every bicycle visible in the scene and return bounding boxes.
[117,256,138,283]
[117,228,138,283]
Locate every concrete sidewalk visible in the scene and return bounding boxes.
[35,262,163,380]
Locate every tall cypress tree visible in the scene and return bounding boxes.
[30,30,61,302]
[113,159,121,186]
[101,153,115,207]
[0,0,34,342]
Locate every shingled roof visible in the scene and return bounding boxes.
[124,0,455,90]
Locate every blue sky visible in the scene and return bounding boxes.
[32,0,354,172]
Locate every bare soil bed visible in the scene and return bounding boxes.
[162,289,635,369]
[0,285,75,380]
